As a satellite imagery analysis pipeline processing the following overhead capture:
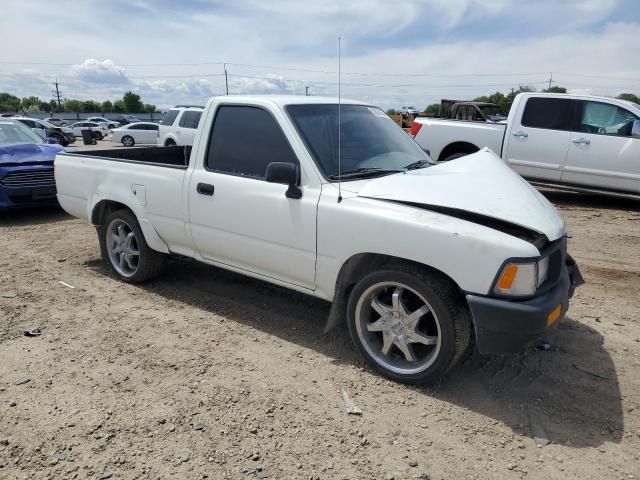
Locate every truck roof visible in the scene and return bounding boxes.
[211,95,368,107]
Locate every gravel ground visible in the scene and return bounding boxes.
[0,185,639,480]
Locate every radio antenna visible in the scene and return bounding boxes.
[337,36,342,203]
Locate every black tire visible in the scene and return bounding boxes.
[98,209,166,283]
[442,152,471,162]
[92,131,103,141]
[51,134,65,145]
[121,135,135,147]
[164,139,176,147]
[347,267,471,384]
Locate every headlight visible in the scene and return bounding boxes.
[494,257,549,297]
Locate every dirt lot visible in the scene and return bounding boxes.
[1,181,639,479]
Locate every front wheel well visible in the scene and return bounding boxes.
[438,142,479,162]
[324,253,464,332]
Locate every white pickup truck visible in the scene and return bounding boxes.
[55,95,583,384]
[412,93,640,197]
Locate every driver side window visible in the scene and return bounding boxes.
[579,101,639,137]
[206,106,298,179]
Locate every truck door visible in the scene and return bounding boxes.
[503,96,575,182]
[561,100,640,194]
[188,105,320,290]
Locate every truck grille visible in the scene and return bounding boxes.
[0,169,55,188]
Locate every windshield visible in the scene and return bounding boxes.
[287,104,433,180]
[0,121,45,145]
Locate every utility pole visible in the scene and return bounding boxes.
[52,79,62,112]
[548,72,553,90]
[224,63,229,95]
[305,86,309,96]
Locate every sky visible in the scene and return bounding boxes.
[0,0,639,110]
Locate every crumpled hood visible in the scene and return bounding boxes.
[356,149,565,241]
[0,143,64,165]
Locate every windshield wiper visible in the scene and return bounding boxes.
[403,160,432,170]
[329,167,404,180]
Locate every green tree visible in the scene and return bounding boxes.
[112,100,126,113]
[423,103,440,115]
[542,86,567,93]
[386,108,400,115]
[143,103,157,113]
[64,99,83,112]
[48,100,59,112]
[616,93,639,103]
[474,92,508,112]
[123,91,143,113]
[21,96,42,112]
[101,100,113,112]
[82,100,101,113]
[0,93,21,112]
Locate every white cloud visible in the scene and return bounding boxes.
[71,59,128,84]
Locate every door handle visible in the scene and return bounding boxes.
[512,131,528,138]
[196,183,214,196]
[572,138,590,145]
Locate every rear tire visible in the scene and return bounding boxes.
[164,138,176,147]
[347,267,471,384]
[92,131,103,141]
[121,135,135,147]
[98,209,166,283]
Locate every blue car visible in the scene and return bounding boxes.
[0,120,65,210]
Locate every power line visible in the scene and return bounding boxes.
[0,59,637,82]
[227,73,553,89]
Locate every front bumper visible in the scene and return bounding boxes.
[0,184,58,209]
[466,258,584,354]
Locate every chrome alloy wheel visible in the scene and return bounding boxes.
[106,218,140,278]
[355,282,442,375]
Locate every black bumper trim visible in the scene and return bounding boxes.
[466,261,583,354]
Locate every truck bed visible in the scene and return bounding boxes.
[70,145,191,168]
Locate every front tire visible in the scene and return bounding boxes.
[92,131,103,141]
[164,138,176,147]
[121,135,135,147]
[51,134,66,145]
[347,268,471,384]
[98,209,166,283]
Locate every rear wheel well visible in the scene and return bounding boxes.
[91,200,133,226]
[438,142,479,162]
[325,253,465,332]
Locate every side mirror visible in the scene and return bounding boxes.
[46,137,59,144]
[265,162,302,199]
[632,120,640,139]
